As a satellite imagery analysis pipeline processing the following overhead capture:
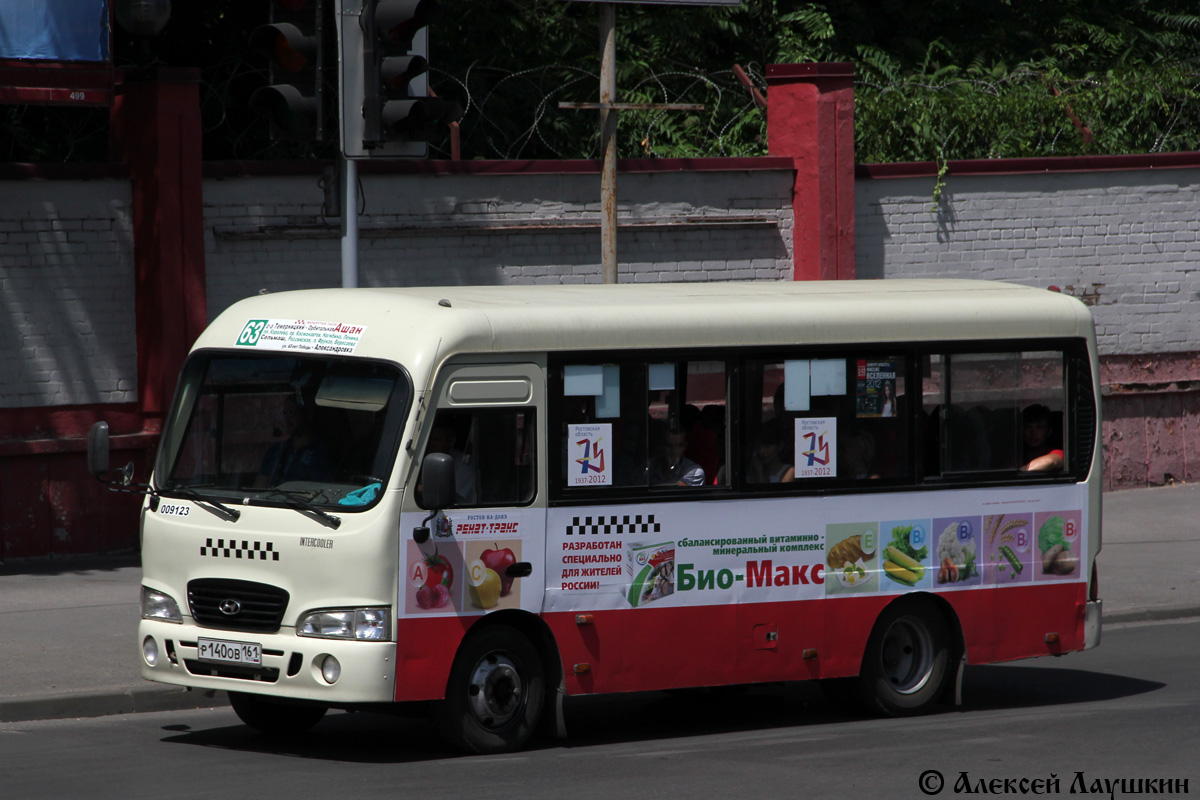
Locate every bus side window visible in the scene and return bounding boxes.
[924,350,1067,477]
[745,355,908,487]
[419,408,536,509]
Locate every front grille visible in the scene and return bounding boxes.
[188,578,289,633]
[184,660,280,683]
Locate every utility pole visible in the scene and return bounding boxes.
[560,3,702,284]
[599,4,617,284]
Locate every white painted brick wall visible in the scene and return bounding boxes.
[0,180,136,409]
[855,168,1200,355]
[204,169,796,320]
[12,162,1197,412]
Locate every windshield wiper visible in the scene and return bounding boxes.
[254,489,342,530]
[160,485,241,522]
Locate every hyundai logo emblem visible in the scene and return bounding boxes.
[218,599,242,616]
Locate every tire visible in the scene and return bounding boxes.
[859,600,950,716]
[228,691,328,736]
[435,625,545,754]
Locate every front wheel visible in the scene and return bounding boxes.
[859,601,950,716]
[435,625,545,754]
[228,692,327,736]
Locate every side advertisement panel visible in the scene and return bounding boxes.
[543,486,1088,614]
[396,508,547,618]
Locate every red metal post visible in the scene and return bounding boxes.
[109,68,208,418]
[765,63,856,281]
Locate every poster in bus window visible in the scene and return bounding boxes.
[856,359,897,418]
[879,519,932,591]
[795,417,836,478]
[1033,510,1082,581]
[982,512,1034,584]
[568,423,612,486]
[932,516,982,587]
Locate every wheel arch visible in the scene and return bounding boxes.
[864,592,965,706]
[453,609,564,699]
[866,592,964,664]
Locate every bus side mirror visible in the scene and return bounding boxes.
[422,453,456,509]
[87,421,111,478]
[413,453,456,544]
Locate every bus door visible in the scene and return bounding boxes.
[395,363,545,700]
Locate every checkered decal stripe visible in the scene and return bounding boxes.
[200,538,280,560]
[565,514,660,536]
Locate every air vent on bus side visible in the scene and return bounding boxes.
[1071,354,1098,477]
[188,578,289,633]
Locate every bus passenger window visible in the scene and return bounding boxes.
[745,356,907,488]
[923,351,1066,477]
[554,359,728,492]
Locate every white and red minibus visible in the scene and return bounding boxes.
[90,279,1102,753]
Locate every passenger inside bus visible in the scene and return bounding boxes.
[747,418,795,483]
[1021,403,1064,472]
[681,403,720,483]
[648,421,707,486]
[256,394,333,486]
[840,427,881,480]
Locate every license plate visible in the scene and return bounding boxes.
[197,637,262,666]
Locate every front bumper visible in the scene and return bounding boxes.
[138,618,396,704]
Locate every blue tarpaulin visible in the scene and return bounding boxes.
[0,0,110,62]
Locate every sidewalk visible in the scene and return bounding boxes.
[1,484,1197,723]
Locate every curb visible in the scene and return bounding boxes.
[1102,606,1200,625]
[0,686,227,724]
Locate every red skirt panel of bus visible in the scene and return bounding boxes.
[393,582,1086,701]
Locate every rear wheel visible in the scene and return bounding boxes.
[435,625,545,754]
[859,601,950,716]
[228,691,327,736]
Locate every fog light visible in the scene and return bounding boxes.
[143,636,159,666]
[321,655,341,684]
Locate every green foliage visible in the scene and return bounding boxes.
[3,0,1200,163]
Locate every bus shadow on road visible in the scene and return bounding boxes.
[157,666,1162,761]
[158,684,848,761]
[960,664,1164,712]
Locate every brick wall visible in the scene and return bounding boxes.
[7,159,1200,491]
[856,160,1200,490]
[0,177,137,409]
[856,167,1200,356]
[204,166,796,321]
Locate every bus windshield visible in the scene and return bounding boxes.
[156,352,410,509]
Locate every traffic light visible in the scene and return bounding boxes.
[359,0,462,153]
[250,0,325,141]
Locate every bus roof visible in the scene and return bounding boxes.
[200,280,1095,362]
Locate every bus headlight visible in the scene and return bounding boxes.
[297,608,390,641]
[141,587,182,623]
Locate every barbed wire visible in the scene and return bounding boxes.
[434,63,768,161]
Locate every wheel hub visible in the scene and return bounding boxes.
[880,616,933,694]
[467,652,523,729]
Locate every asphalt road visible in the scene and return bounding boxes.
[2,617,1194,800]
